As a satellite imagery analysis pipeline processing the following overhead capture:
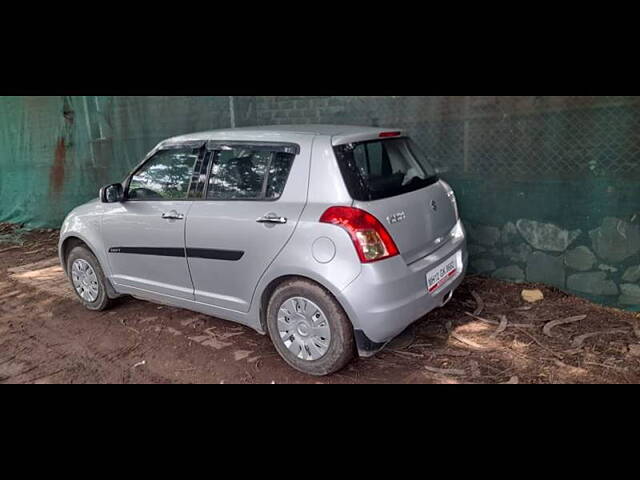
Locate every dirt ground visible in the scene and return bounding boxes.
[1,223,639,384]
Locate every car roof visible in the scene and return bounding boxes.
[162,125,404,147]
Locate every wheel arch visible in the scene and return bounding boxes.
[61,236,96,274]
[60,235,120,299]
[258,274,353,334]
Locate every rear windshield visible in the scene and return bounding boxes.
[333,138,438,201]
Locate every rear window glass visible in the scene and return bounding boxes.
[333,138,438,201]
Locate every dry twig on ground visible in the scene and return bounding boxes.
[470,290,484,316]
[542,315,587,338]
[490,315,509,339]
[571,329,629,349]
[424,365,467,376]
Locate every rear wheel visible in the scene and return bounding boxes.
[66,246,112,311]
[266,279,355,376]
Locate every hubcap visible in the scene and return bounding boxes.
[277,297,331,361]
[71,259,100,303]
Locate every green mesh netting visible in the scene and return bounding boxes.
[0,96,233,228]
[1,96,639,310]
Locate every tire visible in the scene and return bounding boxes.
[266,278,355,376]
[66,245,112,311]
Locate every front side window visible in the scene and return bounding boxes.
[206,148,295,201]
[334,138,438,201]
[128,148,199,201]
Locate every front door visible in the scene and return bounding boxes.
[102,145,201,300]
[186,141,309,312]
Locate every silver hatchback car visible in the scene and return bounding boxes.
[59,125,468,376]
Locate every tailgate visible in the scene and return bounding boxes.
[353,180,457,265]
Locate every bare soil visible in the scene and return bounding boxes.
[1,223,638,384]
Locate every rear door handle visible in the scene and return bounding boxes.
[256,214,287,224]
[162,210,185,220]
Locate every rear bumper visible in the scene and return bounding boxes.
[338,237,468,355]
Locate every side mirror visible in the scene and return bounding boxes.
[100,183,124,203]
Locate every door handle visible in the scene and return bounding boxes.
[256,214,287,224]
[162,210,185,220]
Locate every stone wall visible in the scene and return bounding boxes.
[466,216,640,309]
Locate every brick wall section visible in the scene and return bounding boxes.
[253,96,640,125]
[255,96,458,126]
[251,96,640,181]
[255,96,415,126]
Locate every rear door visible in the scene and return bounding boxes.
[334,137,458,264]
[185,139,310,313]
[102,144,202,299]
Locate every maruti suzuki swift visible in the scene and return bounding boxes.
[59,125,468,376]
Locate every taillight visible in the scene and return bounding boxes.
[442,181,459,220]
[379,131,402,138]
[447,190,459,219]
[320,206,399,263]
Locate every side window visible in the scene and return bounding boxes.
[128,148,199,201]
[266,152,296,199]
[207,148,295,201]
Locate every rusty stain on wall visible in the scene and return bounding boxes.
[49,98,76,196]
[49,137,67,195]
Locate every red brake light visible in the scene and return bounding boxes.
[379,131,402,138]
[320,206,399,263]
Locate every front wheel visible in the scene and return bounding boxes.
[66,245,112,311]
[266,279,355,376]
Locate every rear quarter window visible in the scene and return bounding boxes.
[333,138,438,201]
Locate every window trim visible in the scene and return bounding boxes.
[193,150,214,200]
[205,140,300,155]
[202,145,297,203]
[121,140,300,203]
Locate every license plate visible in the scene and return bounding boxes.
[426,251,462,294]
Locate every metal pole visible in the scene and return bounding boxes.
[82,96,97,166]
[94,96,104,140]
[463,96,470,173]
[229,96,236,128]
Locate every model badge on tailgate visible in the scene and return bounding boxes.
[387,211,406,225]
